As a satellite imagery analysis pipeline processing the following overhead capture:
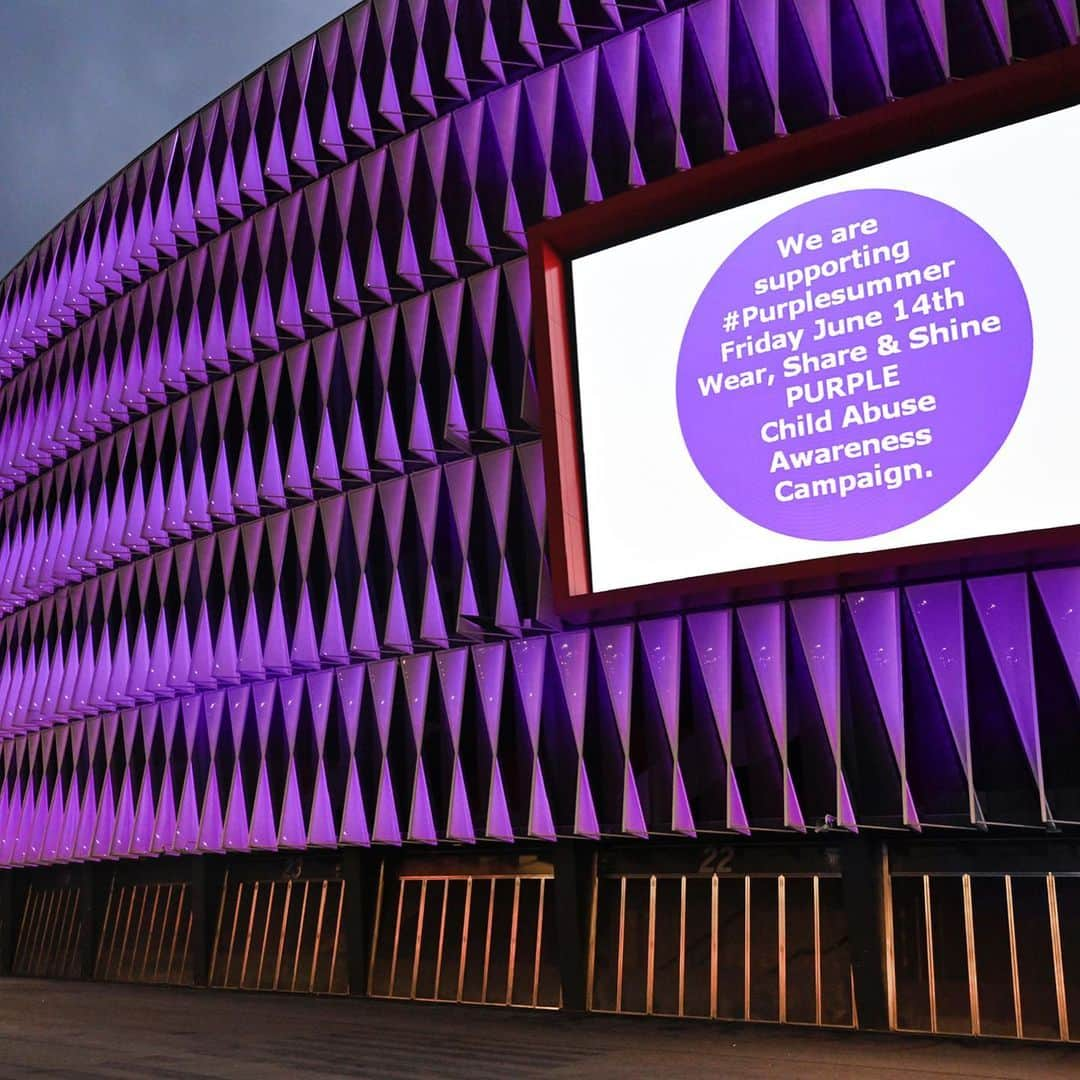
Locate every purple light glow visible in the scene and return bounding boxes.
[0,0,1075,867]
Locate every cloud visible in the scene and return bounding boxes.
[0,0,354,275]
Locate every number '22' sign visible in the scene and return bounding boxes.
[697,846,735,875]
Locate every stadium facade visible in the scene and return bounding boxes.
[0,0,1079,1043]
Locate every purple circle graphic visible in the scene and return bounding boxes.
[676,189,1033,541]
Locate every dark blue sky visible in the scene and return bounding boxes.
[0,0,354,275]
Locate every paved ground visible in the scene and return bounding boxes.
[0,979,1079,1078]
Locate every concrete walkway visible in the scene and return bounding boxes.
[0,979,1078,1078]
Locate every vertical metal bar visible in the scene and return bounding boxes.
[386,879,405,999]
[207,870,231,986]
[366,862,385,997]
[710,873,718,1020]
[22,888,44,975]
[48,888,71,978]
[131,884,150,980]
[130,881,147,984]
[56,887,75,976]
[506,877,521,1006]
[40,888,58,974]
[180,903,194,984]
[64,886,82,975]
[40,888,57,975]
[150,886,169,982]
[63,889,79,976]
[27,888,46,974]
[44,888,64,975]
[49,894,66,980]
[532,879,546,1008]
[646,875,656,1015]
[26,888,45,973]
[223,881,245,988]
[166,884,186,983]
[480,878,495,1003]
[10,886,27,972]
[457,877,472,1003]
[106,885,127,979]
[290,881,311,993]
[410,879,427,1000]
[882,849,897,1030]
[616,877,627,1014]
[32,887,57,976]
[585,873,598,1012]
[744,876,751,1020]
[1005,875,1023,1039]
[273,880,294,992]
[69,921,83,981]
[35,888,55,975]
[142,885,159,982]
[94,879,116,978]
[433,878,449,1001]
[924,875,937,1035]
[122,886,139,981]
[239,882,260,989]
[37,888,61,977]
[44,888,68,976]
[104,885,126,979]
[778,875,787,1025]
[153,884,174,981]
[962,874,980,1037]
[310,880,329,994]
[254,882,275,990]
[141,885,162,983]
[813,876,822,1027]
[61,884,81,977]
[327,882,346,995]
[1047,874,1069,1042]
[12,886,34,972]
[678,876,687,1018]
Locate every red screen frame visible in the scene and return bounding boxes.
[529,46,1080,621]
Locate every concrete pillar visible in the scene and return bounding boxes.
[840,836,890,1031]
[0,871,13,976]
[189,855,228,987]
[341,848,384,996]
[76,864,99,979]
[551,840,596,1014]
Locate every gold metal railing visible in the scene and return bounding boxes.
[208,873,348,995]
[886,867,1080,1041]
[587,871,855,1026]
[94,880,193,985]
[12,882,82,979]
[368,870,561,1008]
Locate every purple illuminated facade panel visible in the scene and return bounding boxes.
[0,0,1077,870]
